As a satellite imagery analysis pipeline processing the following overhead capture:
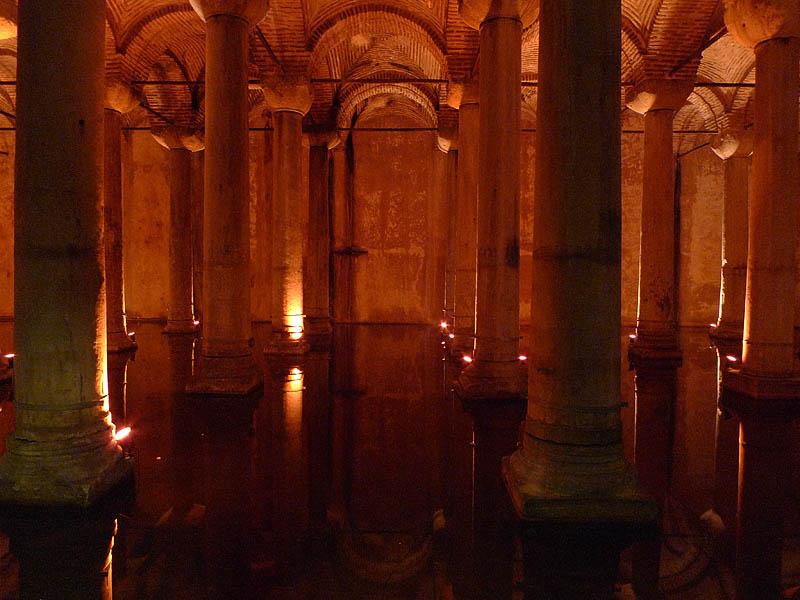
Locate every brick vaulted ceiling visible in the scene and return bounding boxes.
[0,1,766,149]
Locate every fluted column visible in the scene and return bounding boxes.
[187,0,267,395]
[457,1,532,400]
[104,79,139,354]
[446,83,478,355]
[305,129,339,345]
[625,79,692,507]
[723,3,800,597]
[152,127,205,334]
[0,0,131,505]
[504,0,657,595]
[708,126,752,548]
[262,75,313,354]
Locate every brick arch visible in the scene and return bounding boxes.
[143,51,204,130]
[337,82,437,129]
[308,8,446,81]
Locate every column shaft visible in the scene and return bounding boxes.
[164,148,196,333]
[444,149,458,325]
[191,13,261,394]
[268,111,309,353]
[104,109,135,353]
[453,103,478,353]
[0,0,130,505]
[191,151,204,324]
[306,142,331,339]
[719,157,750,335]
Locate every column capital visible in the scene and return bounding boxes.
[105,80,140,115]
[190,0,268,25]
[724,0,800,48]
[459,0,538,29]
[261,74,313,115]
[305,128,340,150]
[625,78,693,114]
[437,124,458,153]
[447,80,479,109]
[151,126,205,152]
[711,127,753,160]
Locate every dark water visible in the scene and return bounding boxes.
[0,323,517,600]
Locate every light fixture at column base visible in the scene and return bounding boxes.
[107,330,138,354]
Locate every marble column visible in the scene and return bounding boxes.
[723,3,800,597]
[708,126,752,549]
[438,128,459,328]
[191,151,205,324]
[625,79,692,506]
[457,0,536,400]
[152,127,204,334]
[305,129,339,345]
[0,0,132,505]
[187,0,267,395]
[504,0,657,596]
[446,83,478,355]
[104,80,139,354]
[262,75,313,354]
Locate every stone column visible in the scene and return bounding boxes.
[191,151,204,324]
[723,3,800,597]
[152,127,204,334]
[187,0,267,395]
[708,126,752,548]
[504,0,657,596]
[305,129,339,345]
[625,79,692,506]
[0,0,131,505]
[446,83,479,355]
[104,81,139,354]
[457,0,535,400]
[262,76,313,354]
[439,128,459,328]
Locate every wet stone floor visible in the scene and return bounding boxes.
[0,322,796,599]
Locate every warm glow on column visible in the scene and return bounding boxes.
[286,313,305,340]
[283,367,304,425]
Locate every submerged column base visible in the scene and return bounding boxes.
[455,358,526,402]
[504,446,658,599]
[107,330,137,354]
[264,331,310,355]
[162,319,199,335]
[0,437,133,508]
[188,352,263,396]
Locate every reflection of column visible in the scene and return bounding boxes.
[104,79,139,354]
[152,127,205,334]
[708,127,751,549]
[305,130,339,344]
[457,0,529,400]
[723,4,800,597]
[504,0,657,596]
[446,83,478,355]
[262,76,313,354]
[187,0,267,395]
[0,0,131,505]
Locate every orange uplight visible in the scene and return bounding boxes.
[193,320,200,326]
[463,355,473,363]
[114,427,131,441]
[440,321,448,329]
[628,334,636,340]
[726,355,737,362]
[709,323,717,328]
[448,333,455,339]
[290,331,303,340]
[519,355,527,361]
[3,353,13,359]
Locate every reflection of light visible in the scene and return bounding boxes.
[463,355,473,363]
[726,355,737,362]
[440,321,448,329]
[114,427,131,441]
[709,323,717,328]
[193,320,200,326]
[284,367,304,392]
[290,331,303,340]
[448,333,455,339]
[628,334,636,340]
[519,355,527,361]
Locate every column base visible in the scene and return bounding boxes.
[107,330,137,354]
[504,449,658,599]
[455,359,526,402]
[305,316,332,337]
[0,436,133,508]
[264,333,310,355]
[162,319,199,335]
[187,353,263,396]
